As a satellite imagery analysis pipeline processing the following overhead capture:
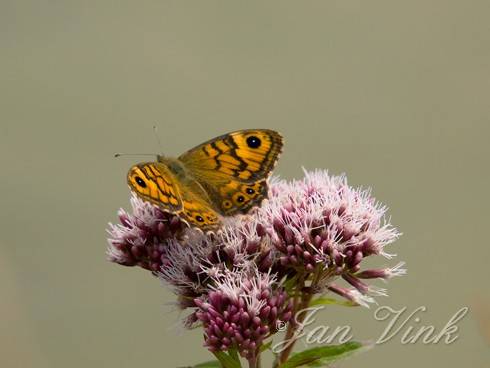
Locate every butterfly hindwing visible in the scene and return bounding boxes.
[206,179,269,215]
[178,185,221,231]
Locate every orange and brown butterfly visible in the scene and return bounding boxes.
[125,129,283,231]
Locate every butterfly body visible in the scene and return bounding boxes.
[126,129,283,231]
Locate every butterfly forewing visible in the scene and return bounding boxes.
[178,129,283,216]
[179,129,283,183]
[127,163,183,212]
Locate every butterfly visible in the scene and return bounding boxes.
[125,129,283,231]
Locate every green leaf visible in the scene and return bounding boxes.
[279,341,369,368]
[309,297,358,308]
[283,273,300,292]
[212,351,242,368]
[260,340,273,352]
[228,348,240,362]
[190,361,222,368]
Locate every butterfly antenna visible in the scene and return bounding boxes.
[114,153,156,158]
[114,126,163,158]
[153,125,164,153]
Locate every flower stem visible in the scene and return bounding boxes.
[247,355,258,368]
[275,268,322,366]
[276,291,313,365]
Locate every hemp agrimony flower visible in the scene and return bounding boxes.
[107,194,185,272]
[195,268,292,359]
[107,169,404,367]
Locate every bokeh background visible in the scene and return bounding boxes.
[1,1,489,367]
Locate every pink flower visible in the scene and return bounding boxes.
[107,168,405,363]
[106,194,185,272]
[107,169,404,326]
[254,170,404,303]
[194,268,292,359]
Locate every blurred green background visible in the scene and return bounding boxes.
[1,1,489,367]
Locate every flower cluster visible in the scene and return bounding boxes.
[254,170,404,304]
[106,169,404,357]
[195,268,292,359]
[107,194,185,272]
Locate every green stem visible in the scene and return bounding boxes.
[275,268,322,366]
[276,291,313,366]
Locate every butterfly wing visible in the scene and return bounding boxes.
[127,162,183,213]
[128,161,222,231]
[177,180,221,231]
[178,129,283,215]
